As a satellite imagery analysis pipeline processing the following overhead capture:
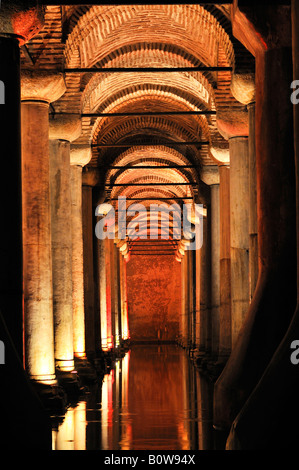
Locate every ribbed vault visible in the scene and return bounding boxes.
[20,3,254,256]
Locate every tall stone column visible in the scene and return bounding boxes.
[97,237,108,351]
[218,164,231,361]
[83,167,101,355]
[70,145,92,359]
[214,5,297,433]
[199,213,211,358]
[49,116,81,372]
[82,184,96,359]
[21,71,66,383]
[119,251,130,342]
[229,136,250,346]
[0,3,44,362]
[0,2,54,450]
[222,1,299,449]
[180,252,189,348]
[200,167,220,361]
[231,74,258,301]
[247,102,258,301]
[210,146,232,364]
[113,242,122,348]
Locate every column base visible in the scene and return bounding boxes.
[55,368,82,400]
[29,373,57,385]
[30,380,67,415]
[55,358,75,372]
[74,356,98,384]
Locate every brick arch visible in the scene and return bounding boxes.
[64,5,234,70]
[90,115,206,168]
[79,42,217,91]
[90,91,211,152]
[83,73,213,115]
[81,45,215,114]
[105,145,200,187]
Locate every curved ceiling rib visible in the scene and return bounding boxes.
[20,4,254,257]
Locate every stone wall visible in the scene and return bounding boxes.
[126,254,181,342]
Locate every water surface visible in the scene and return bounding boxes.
[52,344,216,450]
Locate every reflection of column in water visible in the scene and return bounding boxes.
[113,359,121,449]
[55,408,75,450]
[181,354,199,450]
[74,401,86,450]
[179,353,191,450]
[120,351,132,450]
[53,401,87,450]
[196,371,214,450]
[101,369,114,449]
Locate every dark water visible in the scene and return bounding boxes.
[51,344,218,450]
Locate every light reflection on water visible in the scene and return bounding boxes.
[52,344,215,451]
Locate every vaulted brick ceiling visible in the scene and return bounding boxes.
[20,4,254,242]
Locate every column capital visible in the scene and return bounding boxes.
[82,167,101,186]
[230,73,255,106]
[0,1,45,45]
[200,165,220,186]
[216,108,249,140]
[49,115,82,142]
[70,144,92,167]
[21,70,66,103]
[210,144,230,165]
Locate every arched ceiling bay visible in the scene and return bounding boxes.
[20,3,255,256]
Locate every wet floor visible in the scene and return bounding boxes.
[51,344,220,450]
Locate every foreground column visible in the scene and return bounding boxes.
[0,2,54,450]
[70,145,92,359]
[0,36,23,359]
[49,116,81,371]
[21,71,66,383]
[0,5,44,361]
[214,5,297,432]
[224,1,299,449]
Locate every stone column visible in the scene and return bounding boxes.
[49,116,81,372]
[198,212,211,359]
[113,242,122,348]
[248,102,258,301]
[214,6,297,433]
[70,145,92,359]
[0,2,44,362]
[82,184,96,359]
[119,249,130,342]
[201,167,220,361]
[180,252,189,348]
[0,2,54,450]
[222,2,299,449]
[21,71,66,383]
[105,238,115,351]
[97,237,108,351]
[229,136,250,346]
[231,74,258,301]
[187,248,194,350]
[210,146,231,365]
